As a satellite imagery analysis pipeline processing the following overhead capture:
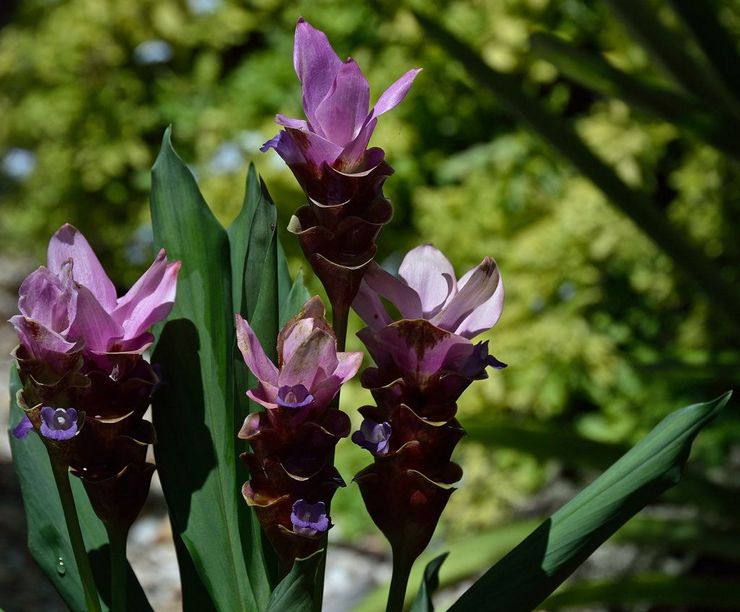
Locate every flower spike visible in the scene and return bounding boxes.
[351,244,505,566]
[236,296,362,569]
[10,224,180,532]
[262,19,420,314]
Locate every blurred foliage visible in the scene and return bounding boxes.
[2,0,740,604]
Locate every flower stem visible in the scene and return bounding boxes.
[106,524,129,612]
[50,460,102,612]
[310,301,350,611]
[386,550,413,612]
[332,302,350,353]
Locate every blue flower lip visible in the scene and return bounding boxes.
[39,407,78,441]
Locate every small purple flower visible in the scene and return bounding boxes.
[277,384,314,409]
[352,419,392,455]
[39,407,78,441]
[290,499,330,537]
[12,415,34,439]
[262,18,421,174]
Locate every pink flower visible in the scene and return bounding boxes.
[11,224,180,364]
[354,244,504,339]
[236,296,362,413]
[262,18,421,174]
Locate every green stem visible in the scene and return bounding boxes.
[311,301,350,611]
[50,460,102,612]
[386,550,413,612]
[106,524,129,612]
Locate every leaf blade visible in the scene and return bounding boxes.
[448,392,732,611]
[150,127,256,610]
[410,552,448,612]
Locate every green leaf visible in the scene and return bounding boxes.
[447,392,732,611]
[280,267,310,328]
[354,521,539,612]
[413,10,740,331]
[150,126,257,611]
[265,550,323,612]
[228,163,286,600]
[601,0,733,110]
[465,416,739,518]
[410,553,448,612]
[228,163,262,318]
[544,574,740,609]
[614,517,740,563]
[668,0,740,107]
[8,365,151,612]
[228,165,277,322]
[528,32,740,159]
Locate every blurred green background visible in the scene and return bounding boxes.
[2,0,739,608]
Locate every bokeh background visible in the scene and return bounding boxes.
[2,0,739,610]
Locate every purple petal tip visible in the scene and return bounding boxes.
[12,415,34,439]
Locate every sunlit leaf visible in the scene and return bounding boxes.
[602,0,733,109]
[448,392,732,611]
[150,126,257,610]
[529,32,740,159]
[413,9,740,330]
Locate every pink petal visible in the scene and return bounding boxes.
[453,261,504,338]
[247,387,279,411]
[276,114,309,130]
[353,275,393,331]
[308,350,362,408]
[375,321,471,379]
[293,18,343,129]
[277,296,328,365]
[280,318,315,365]
[17,266,76,335]
[10,315,78,357]
[336,69,420,169]
[279,329,338,389]
[261,130,306,166]
[285,126,343,168]
[431,257,500,336]
[333,351,363,383]
[47,224,117,310]
[336,117,377,170]
[397,245,457,318]
[235,314,279,386]
[113,250,180,340]
[309,375,344,409]
[353,263,423,329]
[314,59,370,146]
[370,68,422,119]
[68,285,123,352]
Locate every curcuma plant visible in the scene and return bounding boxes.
[6,17,733,612]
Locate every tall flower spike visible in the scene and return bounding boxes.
[10,224,179,532]
[262,19,421,315]
[236,296,363,570]
[351,245,505,567]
